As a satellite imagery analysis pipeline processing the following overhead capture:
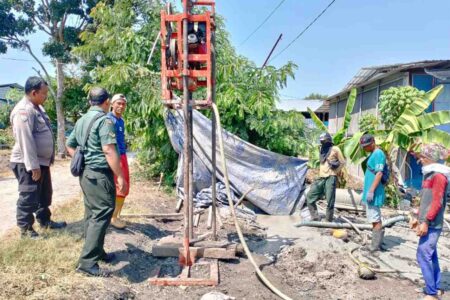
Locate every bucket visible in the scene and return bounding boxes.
[300,207,311,221]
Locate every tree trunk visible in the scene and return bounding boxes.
[55,59,66,158]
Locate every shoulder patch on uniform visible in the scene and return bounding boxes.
[109,132,116,138]
[19,110,28,122]
[106,119,113,125]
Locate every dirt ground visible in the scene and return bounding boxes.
[0,155,81,237]
[1,155,449,300]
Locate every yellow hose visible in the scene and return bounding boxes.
[348,246,399,273]
[212,103,293,300]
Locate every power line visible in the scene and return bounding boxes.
[240,0,286,46]
[269,0,337,63]
[0,57,52,64]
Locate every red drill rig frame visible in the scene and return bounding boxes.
[151,0,219,287]
[160,0,216,108]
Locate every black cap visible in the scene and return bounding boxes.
[359,133,375,147]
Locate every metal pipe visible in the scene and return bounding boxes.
[294,215,409,230]
[211,30,217,241]
[182,2,191,263]
[188,92,194,239]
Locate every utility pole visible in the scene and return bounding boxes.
[261,34,283,68]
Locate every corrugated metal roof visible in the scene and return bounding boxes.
[276,99,328,112]
[328,60,450,101]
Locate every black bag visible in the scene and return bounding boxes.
[367,163,390,185]
[70,112,105,176]
[327,159,341,170]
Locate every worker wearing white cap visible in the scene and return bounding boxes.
[107,94,130,229]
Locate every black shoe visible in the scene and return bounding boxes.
[40,220,67,229]
[20,227,40,240]
[76,264,110,277]
[100,252,116,264]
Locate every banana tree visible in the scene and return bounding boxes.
[342,85,450,195]
[342,85,450,160]
[308,85,450,203]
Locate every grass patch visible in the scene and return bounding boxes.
[0,197,89,300]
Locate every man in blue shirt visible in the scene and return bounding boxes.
[360,134,386,254]
[107,94,130,229]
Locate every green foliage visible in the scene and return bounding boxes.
[73,0,175,182]
[307,107,328,132]
[5,88,22,102]
[304,93,328,100]
[333,88,357,144]
[358,113,379,133]
[62,76,90,122]
[0,105,12,129]
[249,110,314,157]
[73,0,302,183]
[0,89,20,128]
[213,18,299,153]
[379,86,425,130]
[0,128,14,147]
[7,0,98,61]
[344,86,449,165]
[0,1,34,53]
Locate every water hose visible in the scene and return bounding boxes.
[294,215,409,230]
[212,103,293,300]
[339,216,362,236]
[348,246,399,274]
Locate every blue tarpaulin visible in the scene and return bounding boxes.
[165,109,308,215]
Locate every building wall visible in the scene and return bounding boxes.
[328,73,407,135]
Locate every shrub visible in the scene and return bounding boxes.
[0,129,14,148]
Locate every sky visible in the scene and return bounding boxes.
[1,0,450,99]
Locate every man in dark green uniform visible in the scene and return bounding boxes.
[66,87,127,277]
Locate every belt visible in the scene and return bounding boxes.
[85,167,113,174]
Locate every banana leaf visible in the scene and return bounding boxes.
[392,132,413,150]
[404,85,443,117]
[421,128,450,149]
[307,107,328,132]
[417,110,450,131]
[341,132,368,164]
[342,132,363,159]
[333,88,357,144]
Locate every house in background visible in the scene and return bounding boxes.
[0,83,24,106]
[326,60,450,189]
[276,99,329,128]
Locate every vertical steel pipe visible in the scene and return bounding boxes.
[182,1,191,261]
[211,29,217,240]
[188,92,194,240]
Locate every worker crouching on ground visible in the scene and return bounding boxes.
[360,134,386,254]
[411,143,449,300]
[107,94,130,230]
[307,132,345,222]
[66,87,127,277]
